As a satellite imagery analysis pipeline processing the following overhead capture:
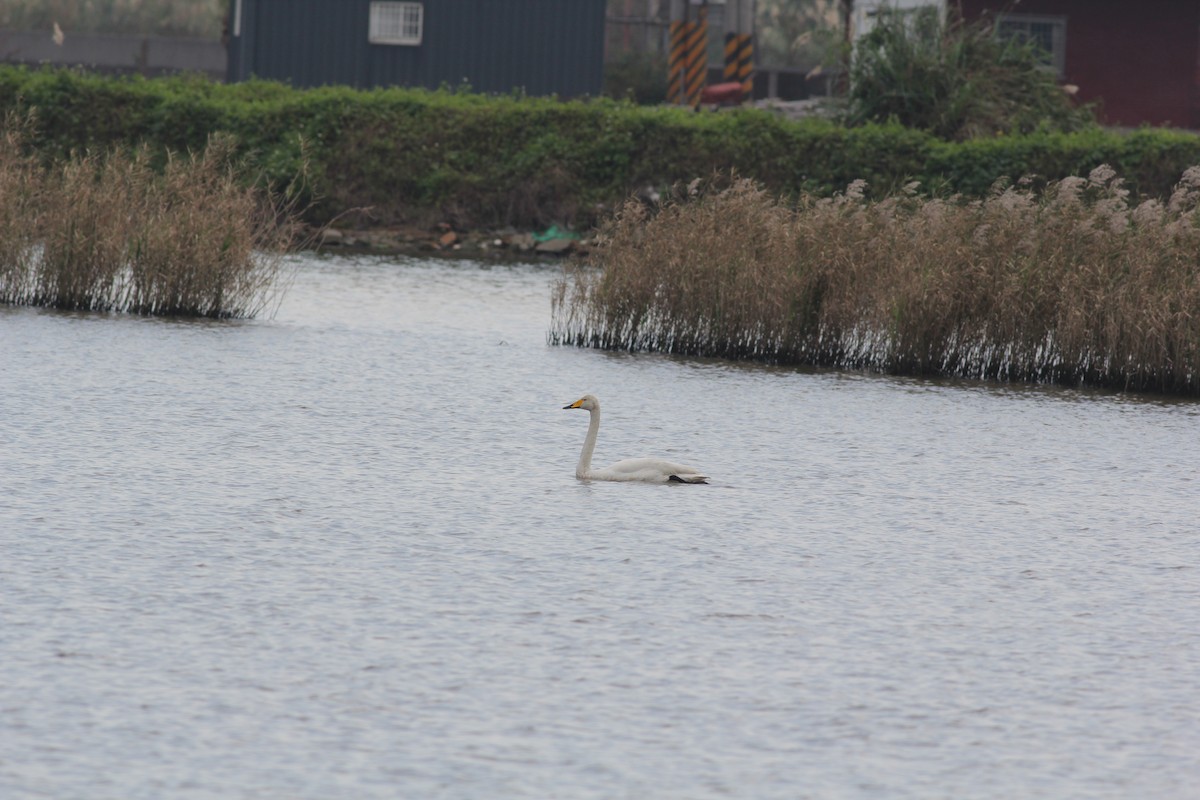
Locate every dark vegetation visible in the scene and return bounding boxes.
[845,7,1094,141]
[1,65,1199,234]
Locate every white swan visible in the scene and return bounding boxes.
[563,394,709,483]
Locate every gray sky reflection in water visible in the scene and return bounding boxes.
[0,253,1197,799]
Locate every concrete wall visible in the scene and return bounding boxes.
[0,29,226,79]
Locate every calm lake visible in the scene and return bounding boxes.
[2,253,1198,799]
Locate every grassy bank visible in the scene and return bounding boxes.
[3,67,1200,232]
[551,171,1200,395]
[0,121,296,318]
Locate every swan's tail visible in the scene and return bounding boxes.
[668,474,709,484]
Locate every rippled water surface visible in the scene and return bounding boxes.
[3,254,1199,799]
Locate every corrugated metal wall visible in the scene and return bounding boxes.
[228,0,605,96]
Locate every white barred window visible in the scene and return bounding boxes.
[997,14,1067,78]
[369,2,423,46]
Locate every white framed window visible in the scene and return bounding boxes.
[369,2,423,46]
[997,14,1067,78]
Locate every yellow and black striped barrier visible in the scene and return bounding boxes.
[684,6,708,108]
[724,32,753,99]
[668,7,709,108]
[667,20,687,105]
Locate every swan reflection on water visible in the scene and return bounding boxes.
[563,394,709,484]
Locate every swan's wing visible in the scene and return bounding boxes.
[595,457,709,484]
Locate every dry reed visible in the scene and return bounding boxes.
[551,171,1200,394]
[0,125,297,318]
[0,117,41,304]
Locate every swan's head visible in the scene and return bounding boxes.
[563,394,598,411]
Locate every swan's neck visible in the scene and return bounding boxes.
[577,406,600,478]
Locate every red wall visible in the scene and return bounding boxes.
[959,0,1200,128]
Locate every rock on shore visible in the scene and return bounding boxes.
[315,224,589,258]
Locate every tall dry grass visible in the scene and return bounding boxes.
[0,118,41,299]
[551,171,1200,394]
[0,125,298,318]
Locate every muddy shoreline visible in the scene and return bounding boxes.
[312,223,593,260]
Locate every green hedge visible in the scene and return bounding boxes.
[4,66,1200,229]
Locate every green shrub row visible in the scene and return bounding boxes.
[3,66,1200,230]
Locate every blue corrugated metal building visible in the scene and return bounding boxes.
[226,0,606,96]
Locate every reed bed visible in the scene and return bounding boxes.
[551,171,1200,394]
[0,127,297,318]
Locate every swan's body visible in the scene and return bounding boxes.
[563,394,708,484]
